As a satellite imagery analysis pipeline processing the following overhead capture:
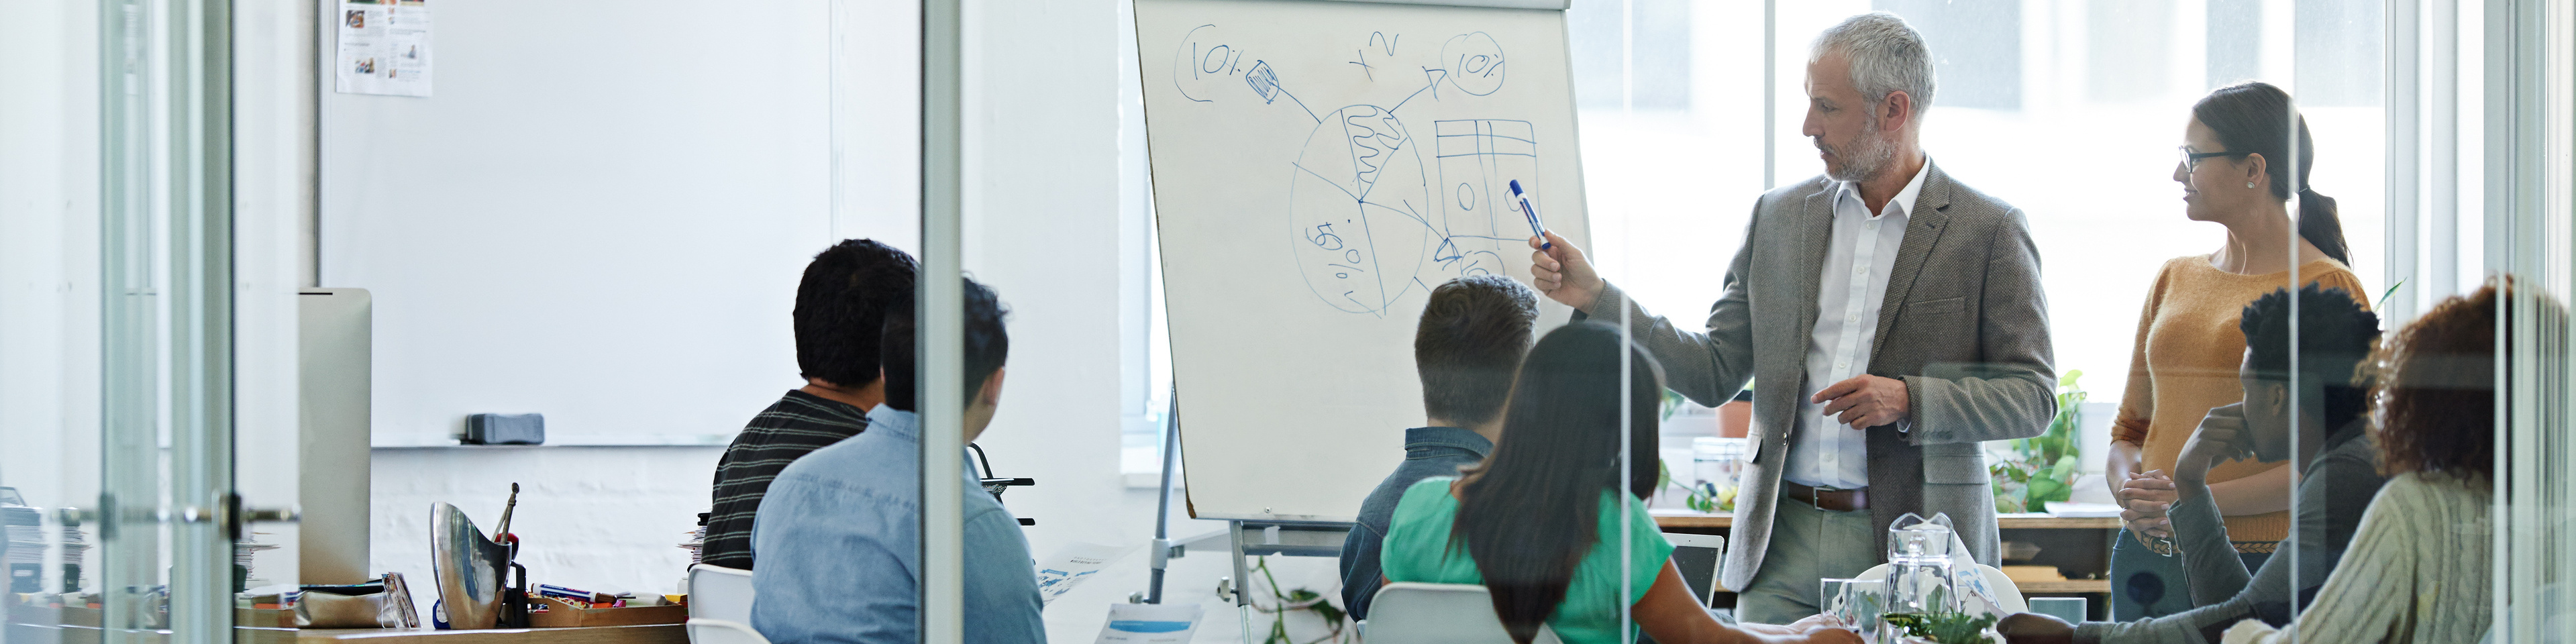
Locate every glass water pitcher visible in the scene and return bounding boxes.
[1885,513,1960,616]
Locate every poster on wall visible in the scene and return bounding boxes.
[336,0,431,97]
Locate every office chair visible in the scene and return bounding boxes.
[686,564,756,644]
[1366,582,1565,644]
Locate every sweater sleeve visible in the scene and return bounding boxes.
[2220,476,2428,644]
[2175,491,2255,608]
[2112,262,2174,445]
[2075,472,2349,644]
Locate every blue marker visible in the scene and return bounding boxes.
[1510,180,1551,250]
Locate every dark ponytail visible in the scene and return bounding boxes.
[2296,186,2349,265]
[2195,81,2351,265]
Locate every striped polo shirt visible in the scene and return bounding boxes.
[700,389,872,570]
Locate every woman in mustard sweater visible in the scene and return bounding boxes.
[2101,81,2369,620]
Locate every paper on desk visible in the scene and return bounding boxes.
[1094,602,1202,644]
[2043,502,2124,518]
[1037,541,1139,606]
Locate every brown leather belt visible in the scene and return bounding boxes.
[1782,480,1869,512]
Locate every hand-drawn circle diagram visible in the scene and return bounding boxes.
[1288,105,1438,315]
[1441,32,1506,96]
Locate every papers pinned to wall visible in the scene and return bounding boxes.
[336,0,431,97]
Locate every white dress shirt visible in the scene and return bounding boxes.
[1784,158,1932,490]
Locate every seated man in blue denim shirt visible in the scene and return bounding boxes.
[1337,275,1539,620]
[752,279,1044,644]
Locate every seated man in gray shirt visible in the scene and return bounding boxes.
[1337,275,1540,620]
[1998,284,2384,644]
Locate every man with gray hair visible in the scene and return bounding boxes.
[1528,11,2054,623]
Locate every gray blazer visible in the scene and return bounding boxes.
[1584,162,2055,592]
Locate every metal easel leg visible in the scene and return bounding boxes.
[1146,390,1182,603]
[1230,520,1254,642]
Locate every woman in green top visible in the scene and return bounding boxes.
[1380,322,1858,644]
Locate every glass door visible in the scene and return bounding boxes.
[4,2,249,644]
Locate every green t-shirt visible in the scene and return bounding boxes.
[1378,477,1676,644]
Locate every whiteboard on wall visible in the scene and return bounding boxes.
[1135,0,1591,521]
[320,0,836,445]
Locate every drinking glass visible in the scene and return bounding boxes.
[1819,578,1886,643]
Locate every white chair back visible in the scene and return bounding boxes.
[686,619,774,644]
[1851,563,2027,614]
[1366,582,1565,644]
[687,564,758,643]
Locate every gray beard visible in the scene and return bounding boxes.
[1824,118,1894,183]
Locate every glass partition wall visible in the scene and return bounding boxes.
[4,1,2569,643]
[4,1,250,644]
[1,1,109,641]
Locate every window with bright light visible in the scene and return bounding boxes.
[1569,0,2386,422]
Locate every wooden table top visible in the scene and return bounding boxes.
[2,623,682,644]
[1651,511,2121,529]
[238,624,686,644]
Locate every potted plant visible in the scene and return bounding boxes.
[1659,388,1747,513]
[1882,609,2000,644]
[1989,370,2085,514]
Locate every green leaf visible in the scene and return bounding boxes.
[2029,477,2070,503]
[1884,610,1998,644]
[1312,602,1345,624]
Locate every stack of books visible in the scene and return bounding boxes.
[677,511,708,564]
[5,503,42,593]
[235,533,278,586]
[5,502,85,594]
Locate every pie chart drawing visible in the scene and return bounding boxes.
[1287,105,1436,315]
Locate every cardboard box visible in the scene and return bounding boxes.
[526,596,686,628]
[1998,565,2068,583]
[237,607,298,629]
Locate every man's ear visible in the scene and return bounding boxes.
[978,367,1007,407]
[1879,91,1914,132]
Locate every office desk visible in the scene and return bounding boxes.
[246,625,686,644]
[1655,511,2118,616]
[3,621,680,644]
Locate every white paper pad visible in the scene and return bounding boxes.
[1037,541,1140,606]
[1094,602,1204,644]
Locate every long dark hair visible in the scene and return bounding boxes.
[1450,322,1663,643]
[2194,80,2351,265]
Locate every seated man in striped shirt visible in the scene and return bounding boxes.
[699,238,918,570]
